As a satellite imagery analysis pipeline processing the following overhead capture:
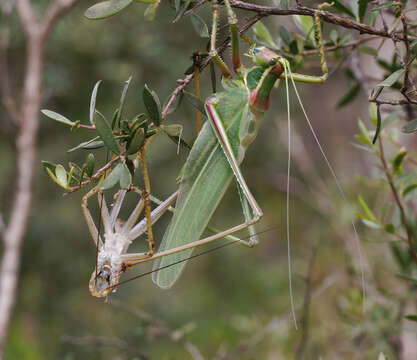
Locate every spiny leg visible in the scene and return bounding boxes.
[81,185,103,247]
[280,2,331,84]
[140,146,155,255]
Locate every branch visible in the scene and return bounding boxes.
[377,138,417,266]
[41,0,78,38]
[61,335,148,359]
[230,1,409,40]
[162,14,264,118]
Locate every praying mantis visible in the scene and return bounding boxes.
[82,0,362,301]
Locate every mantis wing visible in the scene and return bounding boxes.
[152,87,249,288]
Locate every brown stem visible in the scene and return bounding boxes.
[378,137,417,266]
[65,155,120,195]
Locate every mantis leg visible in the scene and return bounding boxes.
[281,2,331,84]
[81,185,103,247]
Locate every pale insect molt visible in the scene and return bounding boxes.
[83,189,177,298]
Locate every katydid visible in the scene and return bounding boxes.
[151,0,351,292]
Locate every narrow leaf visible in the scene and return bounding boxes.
[337,83,360,108]
[85,0,133,19]
[253,21,277,49]
[391,149,407,175]
[67,136,100,153]
[90,80,102,125]
[333,0,356,18]
[377,69,405,87]
[279,26,291,46]
[405,315,417,322]
[143,84,162,126]
[100,163,123,190]
[115,76,132,129]
[144,1,159,21]
[402,118,417,134]
[183,90,205,115]
[120,163,132,189]
[41,110,74,126]
[127,127,145,154]
[358,195,376,221]
[55,165,68,187]
[372,104,381,144]
[93,111,120,155]
[85,153,95,177]
[41,161,57,175]
[190,13,209,38]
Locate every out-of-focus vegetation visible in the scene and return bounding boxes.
[2,0,417,359]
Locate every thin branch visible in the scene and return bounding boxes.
[378,137,417,266]
[61,335,148,359]
[301,35,378,56]
[41,0,78,38]
[162,14,265,118]
[65,155,120,195]
[230,1,410,40]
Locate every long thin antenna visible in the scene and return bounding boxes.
[287,65,366,308]
[283,60,298,330]
[107,225,281,291]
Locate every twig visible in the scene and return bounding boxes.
[301,35,378,56]
[295,245,319,360]
[220,273,343,360]
[230,1,411,40]
[378,137,417,266]
[61,335,148,359]
[65,155,120,195]
[162,14,264,118]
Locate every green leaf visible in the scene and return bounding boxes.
[120,163,132,189]
[358,195,376,221]
[82,141,105,150]
[362,219,382,229]
[377,69,405,87]
[358,45,378,56]
[293,15,314,42]
[183,91,205,115]
[173,0,191,23]
[144,1,159,21]
[349,0,358,19]
[85,153,95,177]
[190,13,209,38]
[127,127,145,154]
[90,80,101,125]
[402,118,417,134]
[143,84,162,126]
[336,83,360,108]
[280,0,289,10]
[67,136,100,153]
[384,223,395,233]
[333,0,356,18]
[115,77,132,129]
[100,163,123,190]
[41,110,74,127]
[163,124,192,150]
[358,0,372,22]
[391,149,407,175]
[41,161,57,175]
[85,0,133,19]
[279,26,291,46]
[396,273,417,284]
[253,21,277,49]
[371,1,397,12]
[405,315,417,322]
[372,104,381,144]
[55,165,68,188]
[93,111,120,155]
[403,183,417,199]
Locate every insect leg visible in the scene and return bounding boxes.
[81,185,103,247]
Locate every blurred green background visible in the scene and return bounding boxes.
[1,1,412,359]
